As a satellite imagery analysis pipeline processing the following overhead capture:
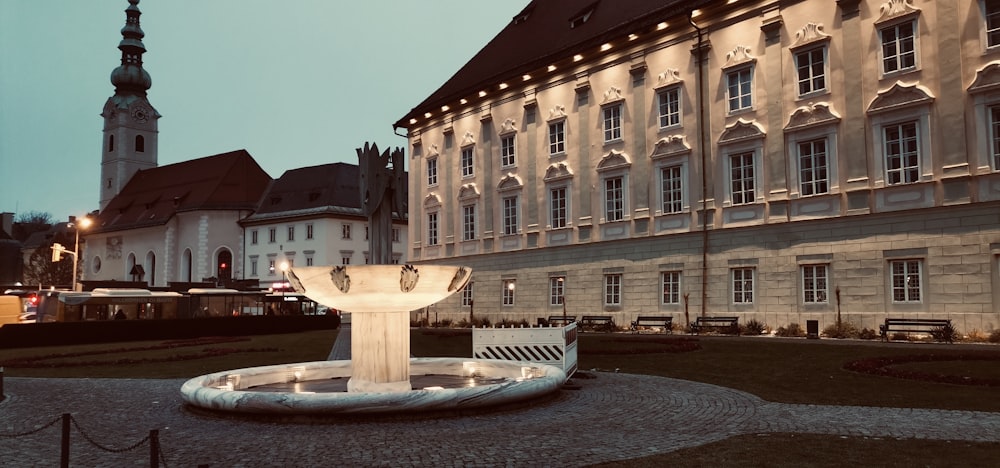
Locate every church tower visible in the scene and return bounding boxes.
[100,0,159,211]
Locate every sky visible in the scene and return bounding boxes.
[0,0,528,223]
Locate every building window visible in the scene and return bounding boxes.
[502,196,518,235]
[250,259,258,276]
[549,276,565,306]
[603,105,622,142]
[502,279,516,306]
[727,68,753,112]
[427,158,438,186]
[660,166,683,214]
[604,176,625,221]
[342,223,352,239]
[880,21,916,75]
[427,212,439,245]
[268,228,276,243]
[798,139,829,196]
[287,226,295,241]
[462,205,476,241]
[108,134,114,152]
[135,135,145,152]
[988,0,1000,48]
[392,228,401,243]
[661,271,681,305]
[991,105,1000,170]
[604,274,622,306]
[550,187,567,228]
[306,224,314,240]
[732,268,754,304]
[729,152,756,205]
[462,282,474,307]
[884,121,920,185]
[549,121,565,155]
[891,259,922,302]
[268,259,276,276]
[657,87,681,128]
[500,135,516,168]
[802,264,829,303]
[461,147,475,178]
[795,47,826,96]
[342,254,351,265]
[365,225,369,241]
[306,257,314,266]
[251,230,258,245]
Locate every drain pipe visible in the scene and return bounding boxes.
[689,12,709,318]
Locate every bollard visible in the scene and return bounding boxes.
[0,366,4,400]
[150,429,159,468]
[61,413,71,468]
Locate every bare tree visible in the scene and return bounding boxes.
[13,211,54,242]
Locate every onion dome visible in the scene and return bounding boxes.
[110,0,151,94]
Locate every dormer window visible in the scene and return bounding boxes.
[569,2,598,28]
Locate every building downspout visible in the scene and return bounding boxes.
[690,12,709,318]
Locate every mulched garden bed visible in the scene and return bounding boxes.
[843,352,1000,387]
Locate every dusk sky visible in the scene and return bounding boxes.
[0,0,527,222]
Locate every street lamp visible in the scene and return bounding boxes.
[279,261,289,312]
[52,216,91,291]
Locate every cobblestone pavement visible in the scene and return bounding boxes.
[2,371,999,467]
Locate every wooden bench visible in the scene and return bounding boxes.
[546,315,576,327]
[691,316,739,335]
[880,318,954,343]
[630,316,673,334]
[578,315,615,332]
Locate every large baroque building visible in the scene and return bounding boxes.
[395,0,1000,332]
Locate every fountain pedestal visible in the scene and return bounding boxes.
[347,310,411,392]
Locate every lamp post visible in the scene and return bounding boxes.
[53,216,91,291]
[279,261,289,313]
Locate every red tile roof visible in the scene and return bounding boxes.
[93,149,272,233]
[395,0,712,129]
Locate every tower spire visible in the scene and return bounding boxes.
[110,0,151,96]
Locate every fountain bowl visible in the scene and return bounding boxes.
[180,357,567,415]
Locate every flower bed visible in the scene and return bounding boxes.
[843,353,1000,387]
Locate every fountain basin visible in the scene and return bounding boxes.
[180,357,567,415]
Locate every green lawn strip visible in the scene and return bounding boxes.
[587,433,1000,468]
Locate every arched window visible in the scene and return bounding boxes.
[135,135,145,152]
[181,249,193,282]
[108,134,114,152]
[217,249,233,281]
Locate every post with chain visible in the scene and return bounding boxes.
[61,413,71,468]
[0,366,4,399]
[149,429,159,468]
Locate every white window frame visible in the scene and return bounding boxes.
[500,134,516,168]
[786,124,839,199]
[251,229,258,245]
[427,158,438,186]
[426,211,439,245]
[549,120,566,155]
[797,138,830,196]
[305,224,314,240]
[603,175,626,222]
[549,186,568,229]
[659,165,684,214]
[502,279,516,306]
[549,276,565,306]
[603,273,622,306]
[602,104,623,143]
[984,0,1000,50]
[890,259,922,303]
[502,195,519,235]
[989,104,1000,171]
[794,46,827,97]
[341,223,352,240]
[461,146,475,178]
[882,120,921,185]
[728,151,757,206]
[462,204,477,241]
[268,228,276,243]
[462,282,474,307]
[661,271,681,305]
[250,258,258,276]
[657,86,681,129]
[801,264,829,304]
[287,225,295,242]
[869,102,932,187]
[726,67,754,113]
[732,267,754,304]
[879,19,918,76]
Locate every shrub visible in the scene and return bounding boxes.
[930,323,956,343]
[991,329,1000,343]
[495,318,530,328]
[410,317,430,328]
[963,329,988,343]
[775,322,805,337]
[433,318,453,328]
[823,321,861,339]
[742,319,766,336]
[858,327,879,340]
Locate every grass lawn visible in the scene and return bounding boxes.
[1,327,998,466]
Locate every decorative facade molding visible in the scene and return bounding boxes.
[867,81,935,115]
[784,103,842,132]
[499,118,517,135]
[596,150,632,172]
[789,23,831,51]
[497,173,524,192]
[457,183,480,201]
[460,131,476,147]
[718,119,766,145]
[543,162,574,182]
[875,0,920,25]
[426,144,440,159]
[547,105,567,121]
[601,86,624,105]
[575,74,591,93]
[654,68,683,89]
[423,193,442,208]
[722,45,756,70]
[968,62,1000,94]
[650,136,691,160]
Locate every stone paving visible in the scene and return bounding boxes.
[2,325,999,467]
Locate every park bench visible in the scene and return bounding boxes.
[578,315,615,332]
[629,316,673,334]
[691,316,739,335]
[546,315,576,327]
[879,318,954,343]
